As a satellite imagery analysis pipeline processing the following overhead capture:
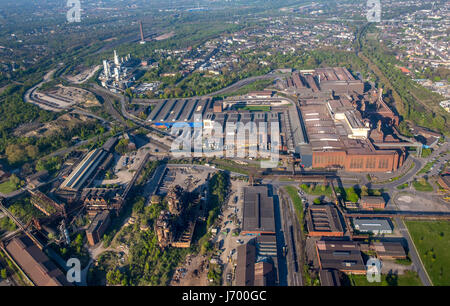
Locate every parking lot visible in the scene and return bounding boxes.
[209,179,256,285]
[395,193,450,212]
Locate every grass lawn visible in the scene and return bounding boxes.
[421,148,432,158]
[284,186,303,223]
[215,79,274,98]
[213,163,250,176]
[405,220,450,286]
[396,183,409,190]
[412,180,434,192]
[349,270,422,286]
[418,160,437,175]
[0,180,18,194]
[243,105,271,111]
[235,105,271,112]
[299,183,333,198]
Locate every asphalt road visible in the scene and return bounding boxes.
[369,157,423,189]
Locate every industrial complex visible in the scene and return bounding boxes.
[241,186,276,235]
[0,63,447,289]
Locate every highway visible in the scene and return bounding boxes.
[206,73,280,97]
[91,84,175,140]
[23,69,56,110]
[116,72,284,104]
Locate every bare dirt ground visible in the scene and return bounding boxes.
[95,153,141,186]
[157,165,216,197]
[16,113,95,138]
[155,32,175,41]
[381,260,414,275]
[171,254,210,286]
[65,65,101,84]
[36,85,99,108]
[95,137,158,187]
[169,179,249,286]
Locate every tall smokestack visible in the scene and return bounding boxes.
[139,21,145,44]
[114,50,120,66]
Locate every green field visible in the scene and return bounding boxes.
[299,183,333,198]
[418,160,438,175]
[213,163,250,176]
[235,105,271,112]
[396,183,409,190]
[405,221,450,286]
[412,179,434,192]
[0,180,18,194]
[349,271,422,286]
[214,79,275,98]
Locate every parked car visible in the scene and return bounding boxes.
[226,273,232,282]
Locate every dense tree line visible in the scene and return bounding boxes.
[206,171,230,229]
[359,24,449,135]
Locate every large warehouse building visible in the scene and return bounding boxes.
[298,95,404,172]
[147,97,292,156]
[315,240,366,275]
[3,236,71,286]
[242,186,275,235]
[60,148,109,192]
[236,235,278,286]
[306,204,344,237]
[283,67,364,97]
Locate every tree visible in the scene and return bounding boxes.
[361,186,369,197]
[1,269,6,279]
[115,138,130,155]
[25,145,39,160]
[106,268,125,285]
[346,187,359,203]
[9,174,20,187]
[5,144,27,164]
[201,240,211,255]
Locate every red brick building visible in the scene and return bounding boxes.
[86,211,111,246]
[306,204,344,237]
[360,196,386,210]
[312,147,404,173]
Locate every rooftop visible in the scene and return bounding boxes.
[316,240,366,274]
[242,186,275,234]
[5,236,71,286]
[306,204,344,236]
[353,218,393,232]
